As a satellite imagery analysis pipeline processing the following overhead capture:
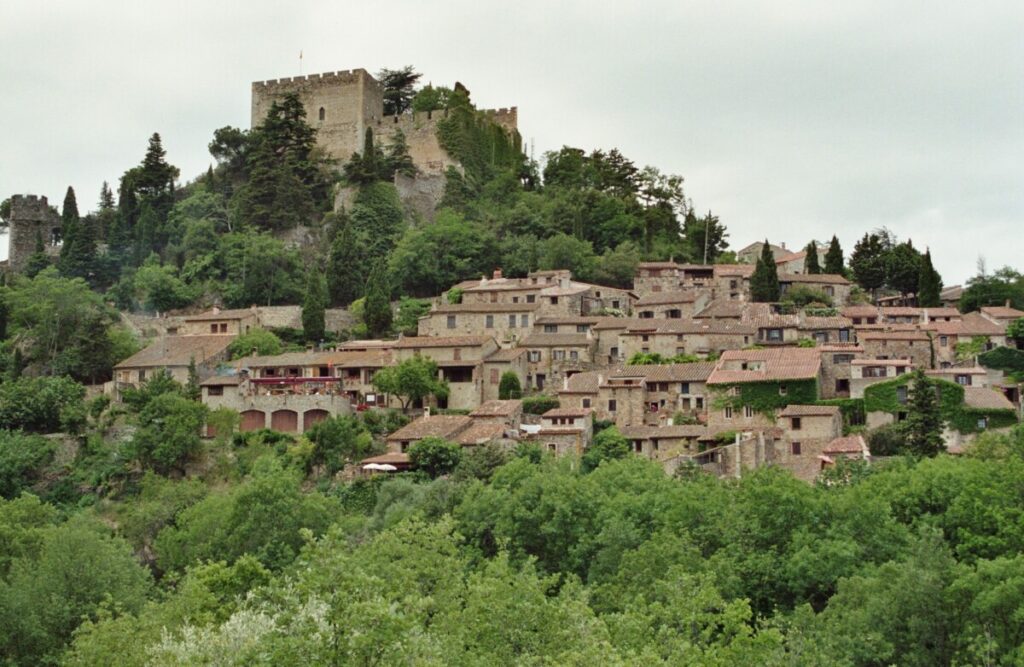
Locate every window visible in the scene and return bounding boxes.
[220,323,228,333]
[839,329,851,342]
[544,324,558,333]
[318,106,325,121]
[977,417,988,430]
[528,350,541,362]
[779,384,788,396]
[650,402,659,413]
[138,370,147,381]
[550,296,559,305]
[814,332,828,343]
[611,300,620,309]
[766,328,783,342]
[582,398,591,408]
[527,294,536,303]
[940,336,949,347]
[207,386,223,396]
[552,350,565,361]
[792,417,802,430]
[896,386,908,405]
[610,346,619,358]
[521,314,529,327]
[447,315,456,329]
[453,348,461,361]
[744,406,754,418]
[836,379,850,393]
[825,286,834,297]
[490,368,499,384]
[577,324,589,333]
[512,296,519,303]
[508,315,516,328]
[608,399,617,412]
[642,335,650,342]
[485,315,494,328]
[955,374,970,386]
[724,406,734,419]
[791,442,802,455]
[680,382,690,394]
[569,350,579,362]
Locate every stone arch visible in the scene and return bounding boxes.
[239,410,265,432]
[271,409,298,433]
[303,409,330,431]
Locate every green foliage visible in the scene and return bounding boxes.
[682,209,729,263]
[582,426,630,472]
[781,285,833,307]
[818,398,866,432]
[446,287,464,304]
[437,88,522,183]
[0,432,56,499]
[0,376,86,434]
[411,83,453,112]
[803,240,821,274]
[850,231,888,292]
[750,239,781,302]
[903,369,944,457]
[955,335,989,362]
[305,415,375,475]
[538,233,597,281]
[1007,317,1024,346]
[627,351,701,365]
[372,356,449,411]
[218,230,304,307]
[393,296,430,336]
[363,260,393,338]
[453,443,509,482]
[326,212,364,306]
[960,265,1024,312]
[227,328,283,359]
[886,239,923,295]
[498,371,523,399]
[377,66,422,116]
[979,345,1024,381]
[522,394,560,414]
[824,235,844,274]
[301,266,327,342]
[714,379,818,415]
[129,392,208,474]
[917,248,942,308]
[864,373,1015,436]
[409,436,463,478]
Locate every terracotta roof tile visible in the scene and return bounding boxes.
[779,404,841,417]
[542,407,592,418]
[824,434,868,455]
[395,335,494,348]
[560,371,605,393]
[521,333,592,347]
[115,335,233,369]
[963,387,1016,411]
[385,415,472,441]
[635,290,700,306]
[619,425,708,439]
[485,348,528,362]
[183,308,257,322]
[470,400,523,417]
[779,273,851,285]
[455,421,507,445]
[639,362,716,383]
[707,348,822,384]
[981,306,1024,319]
[430,302,540,313]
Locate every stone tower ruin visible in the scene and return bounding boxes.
[6,195,60,273]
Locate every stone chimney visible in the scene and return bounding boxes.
[559,276,570,289]
[212,306,221,315]
[423,406,431,419]
[480,274,489,286]
[781,242,787,250]
[563,375,569,390]
[493,268,503,280]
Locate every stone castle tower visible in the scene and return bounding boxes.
[6,195,60,273]
[250,68,519,177]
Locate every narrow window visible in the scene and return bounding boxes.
[792,417,802,430]
[608,399,617,412]
[725,406,733,419]
[791,442,802,455]
[744,405,754,418]
[485,315,494,328]
[447,315,456,329]
[582,398,591,408]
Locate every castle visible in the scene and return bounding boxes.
[4,195,61,273]
[250,68,519,176]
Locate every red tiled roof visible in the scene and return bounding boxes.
[520,333,592,347]
[470,400,523,417]
[542,407,592,418]
[385,415,472,441]
[635,290,700,306]
[779,404,840,417]
[560,370,605,393]
[963,387,1016,411]
[824,434,868,455]
[361,452,412,465]
[842,305,880,318]
[430,302,540,313]
[485,348,527,362]
[619,425,708,439]
[115,335,233,369]
[183,308,257,322]
[930,313,1005,337]
[639,362,716,383]
[707,348,822,385]
[395,335,494,348]
[981,306,1024,319]
[779,273,851,285]
[455,421,507,445]
[200,375,243,386]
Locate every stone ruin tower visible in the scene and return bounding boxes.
[6,195,60,273]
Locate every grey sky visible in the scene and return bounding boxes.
[2,0,1021,284]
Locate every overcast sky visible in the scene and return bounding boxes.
[2,0,1021,284]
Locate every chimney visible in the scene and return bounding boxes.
[493,268,503,280]
[424,406,431,419]
[1007,299,1012,308]
[563,375,569,390]
[667,416,674,426]
[598,373,604,385]
[212,306,221,315]
[559,276,570,289]
[781,242,786,250]
[480,275,489,286]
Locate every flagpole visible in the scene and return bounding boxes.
[299,50,303,75]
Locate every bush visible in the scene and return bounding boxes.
[498,371,523,400]
[522,395,559,415]
[0,376,86,434]
[0,431,56,499]
[305,415,375,475]
[868,422,907,456]
[582,426,630,472]
[227,328,283,360]
[408,437,462,478]
[782,285,833,307]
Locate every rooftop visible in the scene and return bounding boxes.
[707,348,822,385]
[963,387,1016,411]
[618,424,708,439]
[430,302,540,313]
[981,306,1024,319]
[779,404,841,418]
[183,308,257,322]
[395,335,494,348]
[824,434,868,455]
[470,400,523,417]
[542,407,593,418]
[115,335,233,370]
[779,272,851,285]
[385,415,473,441]
[520,333,592,347]
[635,290,700,306]
[455,421,507,445]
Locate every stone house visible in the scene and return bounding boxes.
[635,290,710,320]
[469,400,524,431]
[818,344,864,399]
[779,273,852,306]
[925,367,990,388]
[619,424,708,460]
[773,246,828,275]
[554,370,604,416]
[618,320,755,360]
[705,348,823,437]
[113,334,233,396]
[850,358,914,399]
[929,313,1008,367]
[736,241,789,264]
[799,315,856,346]
[634,262,684,297]
[590,317,646,365]
[180,307,260,336]
[200,373,354,435]
[392,335,500,411]
[532,316,603,335]
[386,413,474,453]
[859,331,933,368]
[842,305,880,326]
[480,348,529,402]
[773,405,844,483]
[417,302,539,344]
[528,408,593,456]
[452,269,633,317]
[713,264,755,301]
[231,348,391,408]
[520,332,597,391]
[879,307,923,325]
[980,305,1024,329]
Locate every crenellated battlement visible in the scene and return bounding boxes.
[251,68,374,89]
[6,193,60,274]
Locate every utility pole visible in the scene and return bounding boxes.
[703,212,710,265]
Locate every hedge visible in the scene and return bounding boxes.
[522,395,560,415]
[712,379,818,415]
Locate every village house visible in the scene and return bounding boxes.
[820,434,871,469]
[532,316,603,334]
[634,290,709,320]
[450,269,634,317]
[385,410,508,453]
[773,404,844,483]
[693,298,749,321]
[773,245,828,275]
[526,407,594,455]
[520,331,597,390]
[619,424,708,460]
[850,358,914,398]
[618,320,755,360]
[779,273,853,306]
[859,331,933,368]
[818,344,864,399]
[112,334,233,397]
[417,302,539,343]
[925,367,991,388]
[705,347,823,437]
[940,285,964,309]
[799,314,856,345]
[634,262,685,297]
[928,313,1007,367]
[392,335,500,411]
[713,264,755,300]
[480,348,529,402]
[980,305,1024,329]
[736,240,790,264]
[842,305,880,326]
[180,306,260,336]
[469,399,524,431]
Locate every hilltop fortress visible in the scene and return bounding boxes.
[251,68,519,213]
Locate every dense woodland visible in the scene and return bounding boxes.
[1,67,1024,665]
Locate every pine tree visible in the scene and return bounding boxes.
[302,267,327,343]
[903,370,944,457]
[327,214,365,306]
[750,239,781,302]
[917,248,942,308]
[24,231,51,278]
[824,235,844,274]
[59,186,79,255]
[62,215,97,282]
[99,181,115,211]
[363,260,393,338]
[803,240,821,274]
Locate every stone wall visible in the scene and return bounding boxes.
[7,194,60,273]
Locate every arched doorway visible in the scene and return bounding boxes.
[271,409,298,433]
[239,410,265,432]
[303,409,330,432]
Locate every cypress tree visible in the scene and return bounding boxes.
[59,186,79,256]
[361,128,378,182]
[750,239,781,302]
[185,357,201,401]
[803,240,821,274]
[824,235,844,274]
[498,371,523,400]
[302,267,327,343]
[903,370,944,457]
[62,215,97,282]
[363,260,393,338]
[918,248,942,308]
[327,213,364,306]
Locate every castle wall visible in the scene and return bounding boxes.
[373,112,460,175]
[251,69,384,163]
[7,195,60,274]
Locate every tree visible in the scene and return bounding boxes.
[129,392,208,474]
[917,249,942,308]
[824,235,844,274]
[960,266,1024,312]
[803,241,821,274]
[0,431,56,499]
[408,436,462,478]
[750,239,781,302]
[582,426,630,472]
[538,233,597,281]
[23,231,51,278]
[850,232,888,294]
[378,66,422,116]
[227,328,283,359]
[363,260,393,338]
[393,297,430,336]
[305,415,374,474]
[498,371,523,400]
[886,240,922,296]
[1007,318,1024,347]
[683,210,729,264]
[327,213,365,306]
[372,356,449,412]
[185,357,201,401]
[594,241,641,289]
[903,370,944,457]
[59,185,79,248]
[411,84,453,112]
[301,266,327,343]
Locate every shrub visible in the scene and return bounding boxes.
[0,376,86,434]
[408,437,462,478]
[227,328,283,360]
[522,395,559,415]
